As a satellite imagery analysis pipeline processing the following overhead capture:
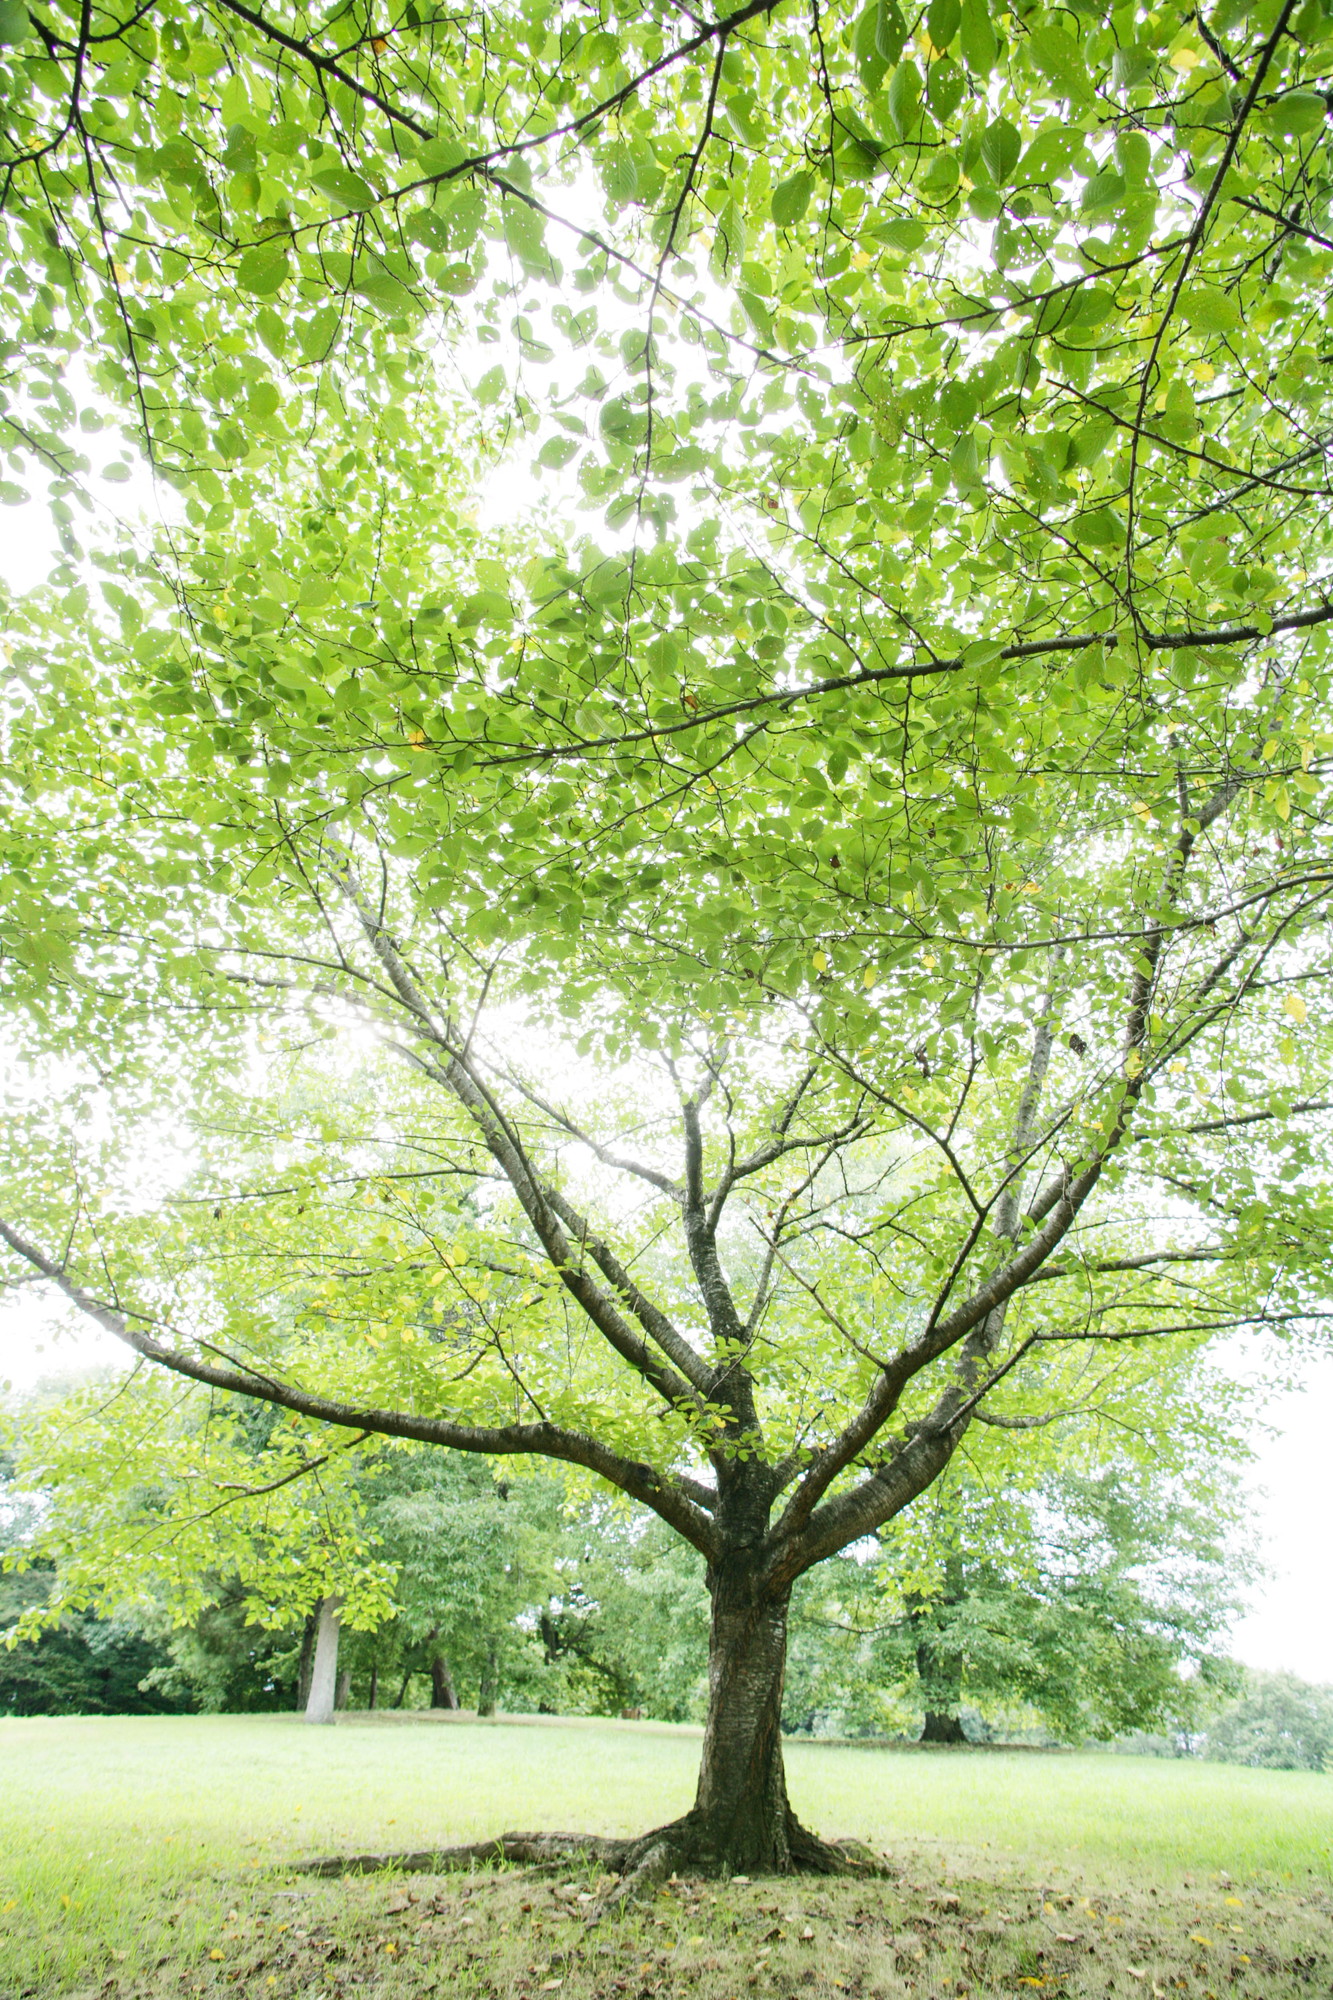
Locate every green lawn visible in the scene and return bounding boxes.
[2,1711,1331,1995]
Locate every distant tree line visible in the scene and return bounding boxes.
[6,1419,1307,1761]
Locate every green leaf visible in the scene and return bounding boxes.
[854,0,906,82]
[980,118,1020,184]
[1264,90,1326,134]
[474,364,507,406]
[235,245,290,297]
[536,435,580,469]
[928,58,965,121]
[354,263,418,317]
[1027,24,1091,100]
[0,0,31,42]
[1188,286,1242,334]
[599,397,649,447]
[876,0,908,60]
[601,148,639,204]
[311,167,375,211]
[959,0,998,74]
[772,171,816,227]
[874,215,927,251]
[886,61,922,139]
[1071,507,1126,548]
[918,151,961,203]
[1111,45,1153,90]
[418,135,471,176]
[926,0,961,49]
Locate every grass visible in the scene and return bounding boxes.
[1,1711,1330,1999]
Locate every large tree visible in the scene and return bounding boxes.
[3,0,1333,1883]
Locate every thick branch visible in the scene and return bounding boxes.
[0,1216,719,1555]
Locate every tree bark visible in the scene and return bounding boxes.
[604,1506,850,1883]
[476,1640,499,1717]
[911,1560,968,1745]
[430,1651,459,1710]
[920,1707,968,1744]
[305,1596,343,1725]
[335,1666,351,1711]
[686,1552,798,1871]
[295,1609,318,1713]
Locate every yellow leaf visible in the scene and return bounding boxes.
[1190,1933,1211,1946]
[812,950,828,973]
[1224,1897,1243,1907]
[1285,992,1308,1024]
[210,1950,224,1961]
[863,966,875,987]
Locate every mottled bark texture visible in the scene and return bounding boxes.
[304,1596,343,1725]
[430,1651,459,1710]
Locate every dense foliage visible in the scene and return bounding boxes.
[1205,1666,1333,1768]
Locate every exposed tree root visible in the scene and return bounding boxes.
[296,1832,632,1879]
[296,1818,890,1899]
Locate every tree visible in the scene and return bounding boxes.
[881,1460,1249,1742]
[0,1448,189,1715]
[4,0,1333,1885]
[1205,1669,1333,1769]
[355,1451,570,1714]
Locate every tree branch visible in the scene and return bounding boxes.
[0,1215,719,1555]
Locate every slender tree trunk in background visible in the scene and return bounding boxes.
[304,1596,343,1725]
[476,1640,499,1717]
[368,1659,378,1711]
[335,1666,351,1711]
[912,1557,968,1745]
[430,1651,459,1710]
[295,1610,318,1713]
[394,1669,412,1709]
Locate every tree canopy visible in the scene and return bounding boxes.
[2,0,1332,1878]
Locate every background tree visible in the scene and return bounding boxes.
[0,1446,189,1716]
[4,0,1333,1886]
[878,1459,1249,1743]
[1204,1669,1333,1770]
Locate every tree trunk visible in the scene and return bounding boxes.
[686,1555,798,1872]
[430,1652,459,1710]
[476,1640,499,1717]
[335,1666,351,1711]
[911,1559,967,1746]
[304,1596,343,1725]
[607,1529,845,1882]
[920,1707,968,1744]
[368,1659,378,1711]
[295,1610,318,1713]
